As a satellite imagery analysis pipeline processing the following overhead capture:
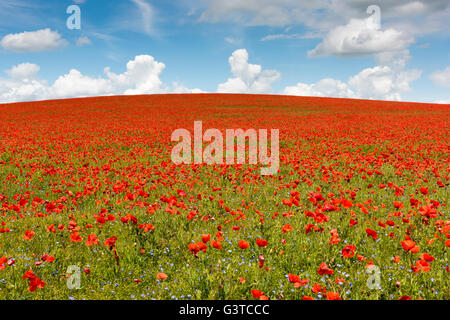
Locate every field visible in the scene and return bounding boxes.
[0,94,448,300]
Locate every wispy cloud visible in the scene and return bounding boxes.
[261,32,321,41]
[225,37,242,45]
[76,36,92,47]
[0,0,43,28]
[131,0,155,36]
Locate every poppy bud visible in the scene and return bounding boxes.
[258,255,265,268]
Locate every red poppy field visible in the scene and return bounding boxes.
[0,94,448,300]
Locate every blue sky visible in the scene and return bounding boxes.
[0,0,449,103]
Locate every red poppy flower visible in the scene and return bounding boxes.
[238,240,250,249]
[251,289,264,298]
[104,236,117,250]
[401,240,419,253]
[420,253,435,262]
[341,199,353,208]
[288,273,309,287]
[211,239,222,249]
[281,224,292,233]
[188,243,199,255]
[22,269,45,292]
[41,254,55,263]
[317,263,334,275]
[23,230,35,240]
[201,234,211,243]
[86,233,99,246]
[366,228,378,240]
[256,238,268,247]
[326,291,341,300]
[197,242,208,253]
[341,245,356,258]
[157,273,168,280]
[419,187,428,195]
[393,201,404,209]
[70,232,82,242]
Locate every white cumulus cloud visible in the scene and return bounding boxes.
[39,55,167,100]
[5,62,40,80]
[217,49,280,93]
[308,16,414,57]
[0,28,68,53]
[0,63,48,102]
[348,66,421,101]
[104,55,166,95]
[50,69,114,99]
[284,78,356,98]
[283,51,421,101]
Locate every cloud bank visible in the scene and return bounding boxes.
[0,55,203,103]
